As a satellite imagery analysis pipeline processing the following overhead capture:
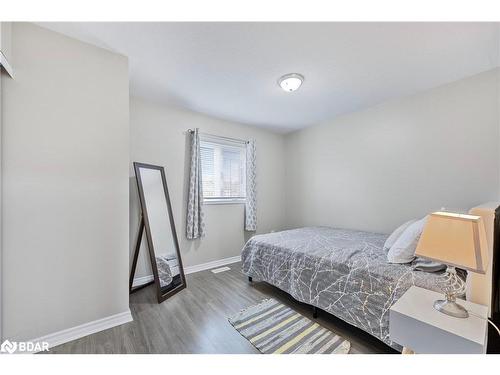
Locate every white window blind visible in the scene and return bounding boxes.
[200,136,246,202]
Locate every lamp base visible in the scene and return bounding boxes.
[434,299,469,318]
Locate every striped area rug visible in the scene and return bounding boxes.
[228,298,351,354]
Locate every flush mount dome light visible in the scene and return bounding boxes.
[278,73,304,92]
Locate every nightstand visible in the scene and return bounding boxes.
[390,286,488,354]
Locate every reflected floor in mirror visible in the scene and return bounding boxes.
[47,263,396,354]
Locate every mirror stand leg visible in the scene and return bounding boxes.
[129,216,144,294]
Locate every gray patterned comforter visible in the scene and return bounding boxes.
[156,255,173,288]
[241,226,444,350]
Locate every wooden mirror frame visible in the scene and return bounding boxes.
[131,162,186,303]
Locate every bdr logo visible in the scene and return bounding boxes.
[0,340,17,354]
[1,339,49,354]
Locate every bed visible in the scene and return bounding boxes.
[241,226,447,350]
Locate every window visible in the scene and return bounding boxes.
[200,136,246,204]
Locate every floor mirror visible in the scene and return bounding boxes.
[130,162,186,303]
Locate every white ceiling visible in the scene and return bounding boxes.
[39,22,499,133]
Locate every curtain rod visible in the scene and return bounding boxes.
[186,129,249,144]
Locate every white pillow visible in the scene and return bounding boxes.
[383,219,416,252]
[387,216,428,264]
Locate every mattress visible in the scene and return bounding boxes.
[241,226,444,349]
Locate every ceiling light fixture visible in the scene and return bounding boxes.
[278,73,304,92]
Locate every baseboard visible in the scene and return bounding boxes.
[31,309,133,351]
[132,255,242,287]
[132,275,154,288]
[184,255,241,275]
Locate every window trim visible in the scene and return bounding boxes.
[203,197,246,205]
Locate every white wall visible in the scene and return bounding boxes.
[130,97,286,278]
[2,23,130,341]
[285,68,500,234]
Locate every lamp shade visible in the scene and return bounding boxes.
[415,211,488,274]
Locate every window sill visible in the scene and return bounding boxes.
[203,199,246,205]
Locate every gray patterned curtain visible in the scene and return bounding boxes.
[186,128,205,239]
[245,139,257,231]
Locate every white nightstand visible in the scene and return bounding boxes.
[390,286,488,354]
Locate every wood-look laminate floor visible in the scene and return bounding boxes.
[49,263,396,354]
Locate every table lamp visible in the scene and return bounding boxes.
[415,211,488,318]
